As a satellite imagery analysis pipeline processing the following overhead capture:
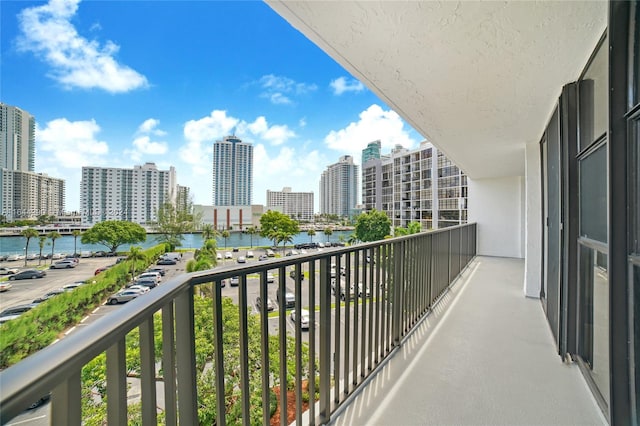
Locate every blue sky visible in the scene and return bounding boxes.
[1,0,421,212]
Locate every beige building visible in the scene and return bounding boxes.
[0,169,65,221]
[266,187,314,222]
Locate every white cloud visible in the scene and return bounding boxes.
[330,76,365,95]
[17,0,148,93]
[324,104,417,160]
[137,118,166,136]
[243,116,295,146]
[36,117,111,212]
[258,74,317,105]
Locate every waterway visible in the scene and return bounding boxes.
[0,230,353,257]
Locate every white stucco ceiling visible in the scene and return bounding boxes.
[266,1,607,179]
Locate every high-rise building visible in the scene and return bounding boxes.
[176,185,191,215]
[0,170,65,221]
[266,187,314,221]
[0,103,35,172]
[362,141,468,230]
[319,155,359,218]
[212,136,253,206]
[361,140,381,164]
[80,162,177,225]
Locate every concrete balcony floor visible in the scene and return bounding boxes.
[330,256,606,426]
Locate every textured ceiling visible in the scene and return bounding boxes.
[267,1,607,179]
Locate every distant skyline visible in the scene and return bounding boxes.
[1,0,421,212]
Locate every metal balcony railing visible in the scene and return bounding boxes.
[0,223,476,426]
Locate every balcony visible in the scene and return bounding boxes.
[0,223,602,425]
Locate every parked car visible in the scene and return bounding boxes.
[358,282,371,298]
[246,251,254,258]
[216,253,223,261]
[6,254,22,262]
[267,272,275,283]
[157,258,177,265]
[95,266,110,275]
[0,303,38,319]
[126,285,150,294]
[290,309,310,329]
[162,252,182,261]
[136,278,158,289]
[232,247,239,252]
[266,249,275,257]
[0,267,19,275]
[33,289,65,303]
[80,251,93,258]
[237,256,246,264]
[230,276,240,287]
[258,255,268,261]
[145,267,166,276]
[62,282,85,292]
[50,260,77,269]
[0,282,13,292]
[26,253,39,261]
[225,252,233,259]
[276,287,295,308]
[9,269,46,280]
[255,296,275,311]
[93,251,107,257]
[107,290,140,304]
[136,272,161,283]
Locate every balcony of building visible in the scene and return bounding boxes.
[0,224,605,425]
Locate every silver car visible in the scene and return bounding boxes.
[107,290,140,305]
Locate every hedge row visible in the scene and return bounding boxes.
[0,244,167,369]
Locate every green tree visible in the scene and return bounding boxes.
[81,221,146,253]
[201,224,218,241]
[394,221,422,237]
[245,226,259,248]
[152,201,200,250]
[20,227,39,267]
[307,228,316,243]
[220,230,230,249]
[259,210,300,250]
[323,226,333,243]
[71,229,83,256]
[354,209,392,242]
[126,246,147,278]
[47,231,62,264]
[37,236,46,265]
[36,215,49,225]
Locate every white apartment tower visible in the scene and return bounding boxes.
[80,162,177,225]
[319,155,359,218]
[362,141,468,230]
[0,103,35,172]
[0,103,66,221]
[212,136,253,206]
[266,187,314,221]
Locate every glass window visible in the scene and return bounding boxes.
[579,37,609,151]
[579,143,608,243]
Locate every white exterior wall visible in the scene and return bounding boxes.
[468,176,524,258]
[524,142,542,297]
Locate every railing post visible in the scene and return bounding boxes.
[162,303,177,426]
[392,240,403,346]
[175,287,198,425]
[106,338,127,425]
[140,316,157,425]
[319,256,331,423]
[51,370,81,426]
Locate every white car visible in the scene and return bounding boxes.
[0,282,13,292]
[50,260,77,269]
[290,309,310,330]
[136,272,161,283]
[216,253,223,261]
[225,252,233,259]
[246,251,254,258]
[127,285,151,294]
[0,267,19,275]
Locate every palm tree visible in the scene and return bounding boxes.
[307,229,316,243]
[221,230,230,249]
[245,226,258,248]
[47,231,61,264]
[324,226,333,243]
[201,224,218,241]
[71,229,82,256]
[38,236,46,265]
[127,246,147,278]
[20,227,39,267]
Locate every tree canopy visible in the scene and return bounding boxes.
[152,201,200,250]
[394,221,422,236]
[259,210,300,249]
[81,221,146,253]
[354,209,392,242]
